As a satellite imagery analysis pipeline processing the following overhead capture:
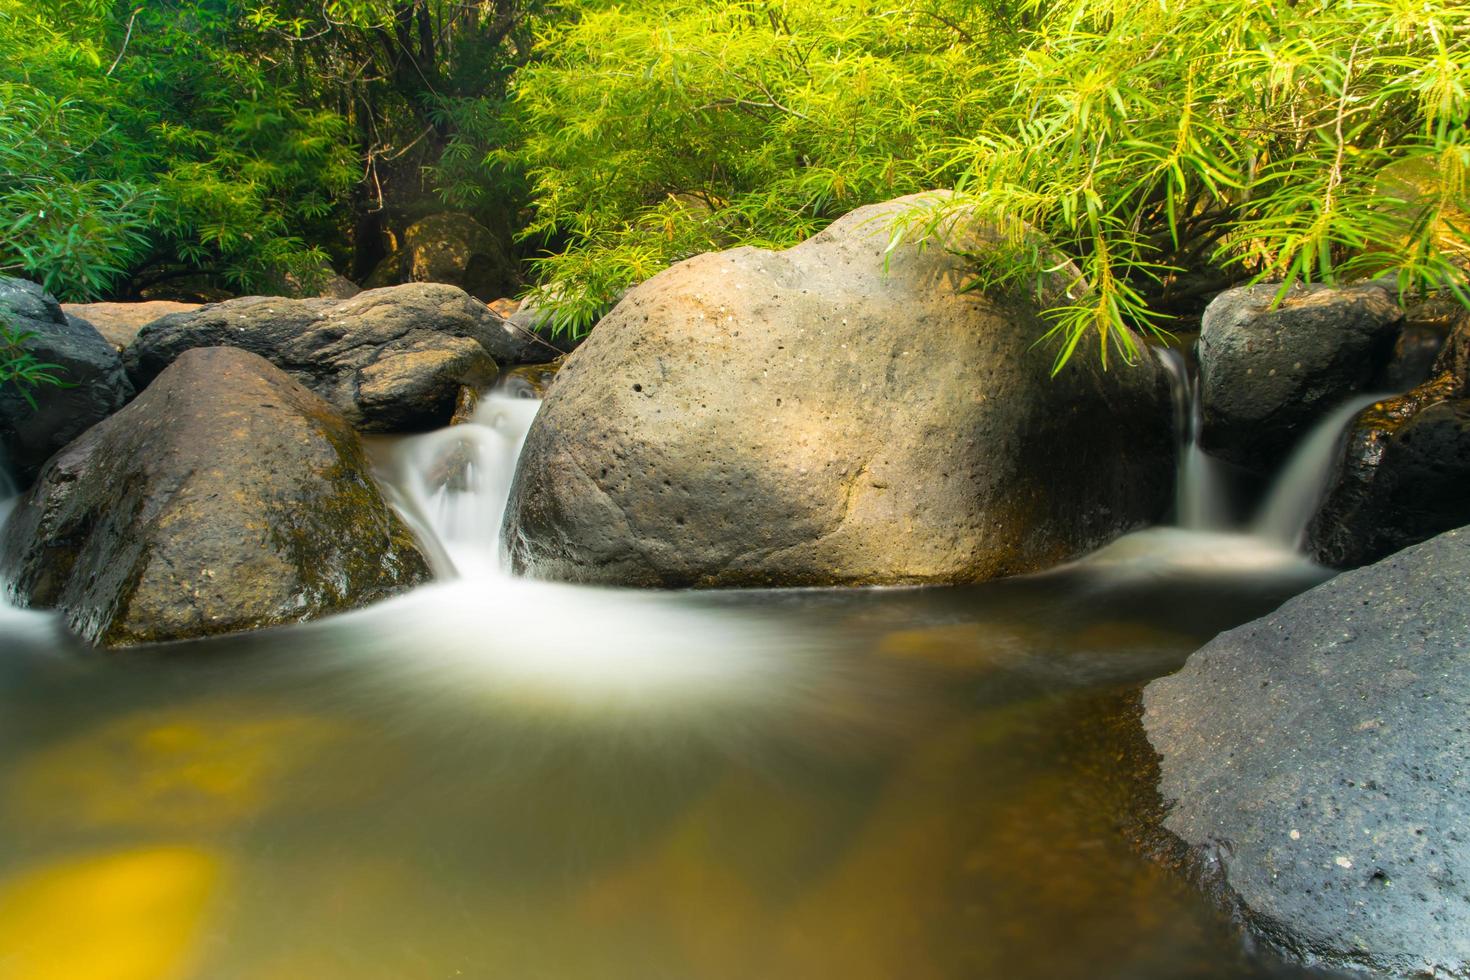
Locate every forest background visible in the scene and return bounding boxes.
[1,0,1466,362]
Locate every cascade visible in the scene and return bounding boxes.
[1251,393,1384,548]
[1156,349,1231,530]
[379,391,541,579]
[1156,347,1384,551]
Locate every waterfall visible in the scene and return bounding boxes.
[1251,393,1385,548]
[1156,347,1383,553]
[380,390,541,579]
[1155,348,1231,531]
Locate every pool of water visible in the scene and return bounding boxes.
[0,525,1335,980]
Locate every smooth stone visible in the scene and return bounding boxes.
[503,192,1174,587]
[0,278,134,487]
[122,283,505,432]
[1198,281,1402,474]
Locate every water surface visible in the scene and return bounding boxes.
[0,395,1338,980]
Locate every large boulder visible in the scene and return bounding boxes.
[365,212,516,300]
[0,347,431,647]
[123,283,509,432]
[60,301,201,351]
[502,193,1175,587]
[1143,526,1470,978]
[1309,311,1470,567]
[1198,281,1403,473]
[0,278,134,487]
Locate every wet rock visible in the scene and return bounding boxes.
[0,278,134,487]
[1377,295,1463,391]
[123,283,505,432]
[365,212,516,300]
[0,347,431,647]
[1198,281,1403,474]
[1309,312,1470,567]
[503,192,1175,587]
[499,360,562,399]
[1144,526,1470,978]
[60,301,200,351]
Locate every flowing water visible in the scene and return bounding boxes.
[0,387,1359,980]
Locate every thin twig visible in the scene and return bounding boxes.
[106,8,141,76]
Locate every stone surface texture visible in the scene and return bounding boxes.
[1144,526,1470,978]
[1310,311,1470,567]
[0,347,430,647]
[122,283,507,431]
[0,278,134,486]
[503,193,1175,587]
[366,212,516,300]
[61,301,201,351]
[1198,282,1402,473]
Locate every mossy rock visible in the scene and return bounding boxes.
[0,347,431,647]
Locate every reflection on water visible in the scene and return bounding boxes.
[0,546,1331,980]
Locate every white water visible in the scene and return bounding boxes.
[1157,349,1231,530]
[352,391,835,719]
[378,392,541,578]
[1156,347,1383,553]
[1251,393,1386,548]
[0,494,65,645]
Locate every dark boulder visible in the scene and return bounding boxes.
[0,347,431,647]
[365,212,516,301]
[0,278,134,487]
[503,193,1175,587]
[1309,312,1470,567]
[1198,282,1403,474]
[1144,526,1470,978]
[123,283,506,432]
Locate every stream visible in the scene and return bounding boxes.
[0,375,1370,980]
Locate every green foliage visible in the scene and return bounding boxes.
[508,0,1470,364]
[0,0,359,300]
[510,0,993,333]
[0,0,538,302]
[0,316,70,411]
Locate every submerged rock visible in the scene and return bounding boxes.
[366,212,516,301]
[1309,312,1470,567]
[0,278,134,487]
[503,192,1174,587]
[1197,281,1402,474]
[0,347,430,647]
[123,283,506,432]
[1144,525,1470,978]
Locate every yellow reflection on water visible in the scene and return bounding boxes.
[0,846,224,980]
[9,706,349,833]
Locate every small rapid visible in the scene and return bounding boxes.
[1155,347,1382,553]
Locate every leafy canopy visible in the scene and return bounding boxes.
[510,0,1469,365]
[0,0,358,300]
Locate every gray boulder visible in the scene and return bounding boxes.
[1198,282,1403,473]
[0,347,430,647]
[0,278,134,487]
[1309,312,1470,567]
[123,283,507,432]
[502,193,1175,587]
[1144,526,1470,977]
